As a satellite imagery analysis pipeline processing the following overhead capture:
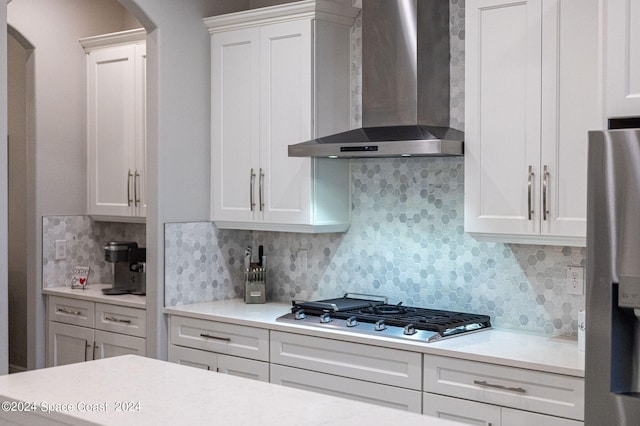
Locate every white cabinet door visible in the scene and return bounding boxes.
[423,392,501,426]
[87,44,137,217]
[259,20,312,226]
[271,364,423,413]
[47,322,94,367]
[94,330,146,359]
[211,27,260,223]
[502,407,582,426]
[168,344,217,371]
[606,0,640,117]
[217,354,269,382]
[83,29,146,220]
[464,0,543,237]
[540,0,602,240]
[465,0,602,245]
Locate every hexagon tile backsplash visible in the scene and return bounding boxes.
[165,155,586,337]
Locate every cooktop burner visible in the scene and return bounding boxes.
[276,293,491,343]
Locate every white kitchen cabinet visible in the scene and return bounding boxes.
[423,393,582,426]
[47,296,146,367]
[464,0,603,246]
[423,353,584,422]
[205,1,357,233]
[606,0,640,117]
[167,315,270,382]
[269,331,422,413]
[80,28,147,221]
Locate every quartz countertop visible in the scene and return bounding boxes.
[165,299,585,377]
[0,355,463,426]
[43,284,146,308]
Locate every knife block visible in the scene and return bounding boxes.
[244,265,266,304]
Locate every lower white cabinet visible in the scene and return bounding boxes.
[423,392,582,426]
[270,331,422,413]
[423,354,584,424]
[167,315,269,382]
[47,297,146,367]
[271,364,422,413]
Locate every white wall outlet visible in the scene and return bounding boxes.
[296,249,308,271]
[567,266,584,295]
[55,240,67,260]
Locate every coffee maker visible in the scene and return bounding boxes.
[103,241,146,295]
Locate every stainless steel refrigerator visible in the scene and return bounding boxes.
[586,123,640,425]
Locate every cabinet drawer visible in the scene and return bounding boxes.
[48,296,94,328]
[169,316,269,361]
[271,364,422,413]
[423,354,584,421]
[270,331,422,390]
[95,303,146,337]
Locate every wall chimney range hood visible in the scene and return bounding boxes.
[288,0,463,159]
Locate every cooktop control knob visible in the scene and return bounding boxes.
[403,324,417,335]
[294,310,306,320]
[346,316,359,327]
[374,319,387,331]
[320,313,332,323]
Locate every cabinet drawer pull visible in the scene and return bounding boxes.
[473,380,527,394]
[527,165,534,220]
[105,316,132,324]
[57,307,82,316]
[199,333,231,342]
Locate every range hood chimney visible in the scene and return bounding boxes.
[288,0,463,158]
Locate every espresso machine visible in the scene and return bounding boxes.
[103,241,146,295]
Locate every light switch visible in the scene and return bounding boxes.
[55,240,67,260]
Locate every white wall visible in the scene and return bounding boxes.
[0,2,9,376]
[7,0,141,369]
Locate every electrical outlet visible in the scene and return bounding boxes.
[55,240,67,260]
[567,266,584,295]
[296,249,308,271]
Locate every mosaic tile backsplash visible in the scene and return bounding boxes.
[165,0,586,337]
[42,216,146,287]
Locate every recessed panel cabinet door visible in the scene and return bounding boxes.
[260,20,312,225]
[211,28,260,223]
[47,322,94,367]
[464,0,543,236]
[87,45,137,217]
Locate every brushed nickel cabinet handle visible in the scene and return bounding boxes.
[527,166,534,221]
[249,168,256,211]
[543,165,549,221]
[259,168,265,212]
[105,316,132,324]
[199,333,231,342]
[474,379,527,394]
[127,170,133,207]
[57,307,81,316]
[134,169,140,207]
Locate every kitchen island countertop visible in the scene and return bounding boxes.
[165,299,584,377]
[0,355,462,426]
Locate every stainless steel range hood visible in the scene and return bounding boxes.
[288,0,463,159]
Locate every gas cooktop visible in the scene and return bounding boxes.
[276,293,491,343]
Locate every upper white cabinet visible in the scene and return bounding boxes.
[80,29,147,221]
[606,0,640,117]
[464,0,603,246]
[205,1,357,233]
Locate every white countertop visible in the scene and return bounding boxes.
[0,355,463,426]
[43,284,146,308]
[164,299,585,377]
